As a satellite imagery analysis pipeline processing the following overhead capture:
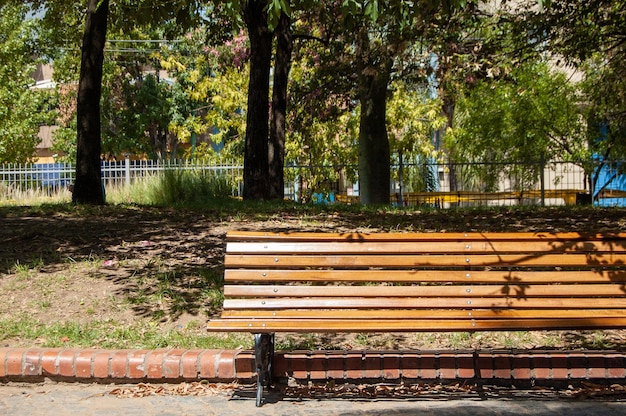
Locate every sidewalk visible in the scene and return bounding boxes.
[3,348,626,415]
[3,380,626,416]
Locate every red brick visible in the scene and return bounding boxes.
[23,349,42,376]
[551,353,568,380]
[181,350,202,379]
[605,355,625,378]
[382,353,400,380]
[57,349,77,377]
[163,349,185,379]
[456,354,475,379]
[6,349,23,376]
[235,350,255,380]
[476,354,493,379]
[400,354,419,379]
[326,352,345,379]
[587,355,606,379]
[198,350,220,378]
[127,350,147,379]
[286,351,308,379]
[511,356,532,380]
[418,354,438,379]
[92,351,110,379]
[438,354,456,379]
[216,350,236,379]
[40,350,59,376]
[532,354,551,380]
[493,354,512,379]
[568,354,588,379]
[363,352,382,379]
[110,351,128,379]
[345,352,364,379]
[75,351,94,378]
[144,350,166,379]
[309,352,326,380]
[0,349,8,377]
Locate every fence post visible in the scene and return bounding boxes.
[125,154,131,187]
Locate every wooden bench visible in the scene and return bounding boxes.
[207,230,626,405]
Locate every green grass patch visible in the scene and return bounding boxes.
[0,317,252,350]
[107,169,237,207]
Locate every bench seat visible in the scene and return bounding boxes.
[206,230,626,405]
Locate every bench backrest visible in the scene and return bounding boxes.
[214,231,626,333]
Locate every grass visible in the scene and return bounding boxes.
[2,182,626,351]
[0,316,252,350]
[1,168,237,208]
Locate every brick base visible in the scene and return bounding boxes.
[1,348,625,384]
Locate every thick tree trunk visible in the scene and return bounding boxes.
[358,70,391,205]
[355,24,392,206]
[242,0,272,200]
[268,12,293,200]
[73,0,108,205]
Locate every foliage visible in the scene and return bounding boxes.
[159,28,249,161]
[288,0,459,203]
[524,0,626,160]
[387,81,447,159]
[445,61,587,191]
[47,10,249,163]
[0,4,49,163]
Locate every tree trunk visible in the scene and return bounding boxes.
[268,12,293,200]
[242,0,272,200]
[72,0,108,205]
[357,42,392,206]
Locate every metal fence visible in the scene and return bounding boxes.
[1,158,625,207]
[0,159,244,197]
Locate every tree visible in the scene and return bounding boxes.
[241,0,273,200]
[445,61,587,191]
[24,0,205,204]
[160,27,249,161]
[0,3,48,164]
[195,0,293,200]
[269,11,293,199]
[290,0,469,204]
[72,0,108,205]
[521,0,626,159]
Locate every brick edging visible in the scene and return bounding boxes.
[1,348,626,383]
[0,348,254,382]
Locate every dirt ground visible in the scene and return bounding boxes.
[2,204,626,351]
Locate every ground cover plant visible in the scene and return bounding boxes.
[2,202,626,351]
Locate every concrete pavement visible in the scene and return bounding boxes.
[3,380,626,416]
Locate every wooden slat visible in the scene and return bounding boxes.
[208,231,626,334]
[223,297,626,310]
[224,283,626,298]
[224,269,626,283]
[225,253,626,268]
[207,317,626,333]
[226,231,626,243]
[220,308,626,320]
[226,240,626,255]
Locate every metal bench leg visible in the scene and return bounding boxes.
[254,333,274,407]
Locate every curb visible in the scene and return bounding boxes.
[2,348,626,384]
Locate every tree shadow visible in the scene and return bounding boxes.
[0,208,228,323]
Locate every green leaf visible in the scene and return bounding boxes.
[364,1,379,21]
